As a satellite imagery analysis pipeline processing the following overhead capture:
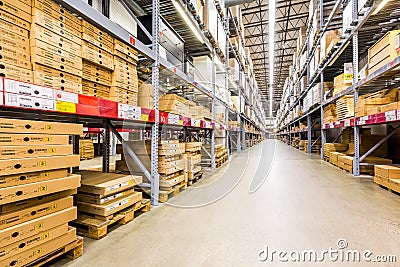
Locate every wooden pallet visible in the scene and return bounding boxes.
[138,181,187,203]
[71,199,151,239]
[27,236,83,267]
[188,172,203,186]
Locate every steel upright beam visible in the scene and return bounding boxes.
[150,0,160,206]
[237,113,241,153]
[319,0,325,159]
[211,50,216,170]
[102,120,110,173]
[352,0,360,176]
[225,10,231,159]
[307,115,312,154]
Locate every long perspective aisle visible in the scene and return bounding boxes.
[54,140,400,266]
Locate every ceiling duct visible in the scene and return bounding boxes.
[225,0,256,8]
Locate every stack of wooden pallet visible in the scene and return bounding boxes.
[183,142,203,185]
[215,145,228,167]
[0,119,83,266]
[323,104,338,124]
[374,165,400,194]
[337,155,392,174]
[323,143,349,160]
[115,140,187,202]
[79,139,95,160]
[336,96,354,120]
[292,137,300,148]
[72,171,148,239]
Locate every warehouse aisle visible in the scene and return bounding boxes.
[55,140,400,266]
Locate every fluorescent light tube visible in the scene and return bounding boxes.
[373,0,391,15]
[172,0,205,43]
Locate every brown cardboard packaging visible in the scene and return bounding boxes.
[0,61,33,83]
[33,64,82,91]
[78,171,142,197]
[0,18,29,37]
[0,51,31,70]
[0,36,29,60]
[0,145,73,160]
[0,169,68,188]
[31,54,83,77]
[82,41,114,70]
[82,20,115,44]
[0,134,69,146]
[114,39,138,61]
[0,0,31,22]
[82,32,114,54]
[375,165,400,179]
[0,227,76,267]
[0,189,76,214]
[0,224,68,261]
[0,174,80,205]
[76,188,135,205]
[31,5,81,32]
[0,10,30,30]
[0,207,76,247]
[0,118,83,135]
[0,155,80,176]
[32,8,81,38]
[77,192,142,216]
[32,0,81,24]
[0,196,73,230]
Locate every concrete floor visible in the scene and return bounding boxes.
[54,140,400,266]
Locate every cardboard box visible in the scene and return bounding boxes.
[375,165,400,179]
[0,224,68,261]
[32,8,81,40]
[31,54,82,77]
[77,191,142,216]
[0,35,29,61]
[0,18,28,37]
[32,0,81,25]
[0,62,33,83]
[0,10,30,30]
[30,25,81,56]
[31,6,81,33]
[0,118,83,134]
[0,145,73,159]
[82,20,115,44]
[0,196,73,230]
[114,39,139,61]
[0,227,76,267]
[82,80,110,94]
[138,97,154,109]
[380,102,399,113]
[30,38,82,69]
[0,169,68,188]
[0,0,31,22]
[4,93,56,111]
[78,171,142,197]
[0,189,76,214]
[76,188,135,205]
[0,207,76,247]
[368,30,400,74]
[0,51,30,70]
[0,174,80,205]
[0,134,69,146]
[82,32,114,54]
[159,174,185,188]
[33,64,82,93]
[82,41,114,70]
[82,61,112,86]
[0,155,79,176]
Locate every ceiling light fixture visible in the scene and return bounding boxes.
[172,0,205,43]
[269,0,275,117]
[373,0,391,15]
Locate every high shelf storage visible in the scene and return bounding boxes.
[0,0,266,206]
[275,0,400,176]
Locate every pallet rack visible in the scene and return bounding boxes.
[275,0,400,176]
[0,0,266,205]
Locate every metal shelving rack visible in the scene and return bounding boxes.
[0,0,267,205]
[275,0,400,176]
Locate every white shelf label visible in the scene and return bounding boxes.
[329,123,334,128]
[385,110,397,121]
[55,90,78,103]
[344,119,350,127]
[205,121,211,128]
[4,93,56,111]
[191,119,200,127]
[118,103,141,120]
[359,116,368,125]
[168,113,179,125]
[4,79,55,99]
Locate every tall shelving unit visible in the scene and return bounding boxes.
[0,0,267,205]
[275,0,400,176]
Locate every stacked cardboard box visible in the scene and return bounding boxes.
[355,90,397,117]
[323,104,338,124]
[333,73,352,96]
[75,171,142,218]
[336,95,354,120]
[0,118,82,265]
[323,143,349,160]
[79,139,94,160]
[159,94,191,117]
[182,142,202,182]
[111,39,139,105]
[138,83,155,109]
[337,155,392,174]
[329,152,345,166]
[0,0,32,82]
[115,140,186,189]
[374,165,400,194]
[368,30,400,74]
[31,0,83,93]
[81,20,113,98]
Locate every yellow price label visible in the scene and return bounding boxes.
[344,74,353,80]
[45,137,52,142]
[179,120,183,125]
[36,223,43,230]
[40,186,47,192]
[50,148,56,153]
[141,114,149,121]
[35,248,42,255]
[56,101,77,113]
[46,125,53,130]
[43,232,49,239]
[38,161,46,167]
